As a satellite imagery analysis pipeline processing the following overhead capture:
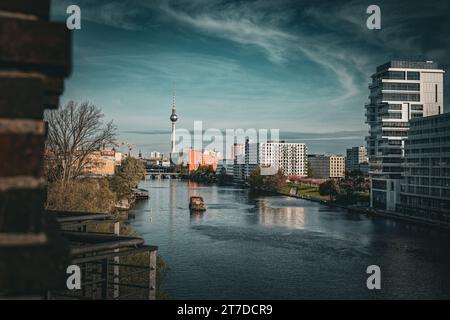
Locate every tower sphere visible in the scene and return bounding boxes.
[170,114,178,122]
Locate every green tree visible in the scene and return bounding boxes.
[319,179,339,201]
[110,157,146,199]
[189,165,216,183]
[217,167,233,185]
[307,165,314,178]
[248,167,287,192]
[248,167,264,190]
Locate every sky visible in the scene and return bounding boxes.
[50,0,450,156]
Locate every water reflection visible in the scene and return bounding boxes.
[256,199,306,229]
[190,211,204,222]
[169,179,177,240]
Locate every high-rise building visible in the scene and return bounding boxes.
[231,143,245,160]
[308,154,346,179]
[231,140,307,184]
[365,60,445,211]
[259,141,307,177]
[399,113,450,220]
[346,146,369,174]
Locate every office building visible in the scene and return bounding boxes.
[346,146,369,174]
[365,60,445,211]
[308,154,346,179]
[399,113,450,220]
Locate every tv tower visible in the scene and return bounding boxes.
[170,93,178,157]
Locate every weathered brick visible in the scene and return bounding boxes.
[0,76,45,119]
[0,0,50,20]
[0,133,46,177]
[0,17,72,76]
[44,77,64,109]
[0,188,46,233]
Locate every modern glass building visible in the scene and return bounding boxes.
[346,146,368,174]
[399,113,450,221]
[365,60,445,211]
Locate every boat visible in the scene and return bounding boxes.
[132,188,149,200]
[189,196,206,212]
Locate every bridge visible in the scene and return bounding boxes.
[146,172,181,179]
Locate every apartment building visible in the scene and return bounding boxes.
[365,60,445,211]
[399,113,450,220]
[308,154,346,179]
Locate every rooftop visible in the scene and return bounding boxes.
[376,60,440,72]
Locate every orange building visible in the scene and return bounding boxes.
[82,150,116,177]
[186,149,219,171]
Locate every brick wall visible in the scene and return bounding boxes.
[0,0,72,297]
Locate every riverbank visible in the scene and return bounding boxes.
[278,189,450,230]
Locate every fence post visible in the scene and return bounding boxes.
[148,250,157,300]
[113,221,120,299]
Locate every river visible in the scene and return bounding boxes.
[129,179,450,299]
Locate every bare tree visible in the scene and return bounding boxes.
[45,101,117,183]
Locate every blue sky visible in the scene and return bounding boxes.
[50,0,450,155]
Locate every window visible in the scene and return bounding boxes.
[407,72,420,80]
[383,113,402,119]
[383,93,420,102]
[388,104,402,111]
[382,71,405,80]
[382,83,420,91]
[435,84,438,103]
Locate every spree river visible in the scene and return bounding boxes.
[129,179,450,299]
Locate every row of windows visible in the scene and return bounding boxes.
[405,158,450,166]
[388,104,402,110]
[406,136,450,145]
[380,71,421,81]
[405,177,450,187]
[406,148,442,154]
[382,113,402,119]
[382,82,420,91]
[382,130,408,137]
[410,126,450,135]
[381,71,405,80]
[406,168,450,176]
[382,122,410,128]
[383,93,420,102]
[400,195,450,211]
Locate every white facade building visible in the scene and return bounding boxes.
[259,142,307,177]
[365,60,445,211]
